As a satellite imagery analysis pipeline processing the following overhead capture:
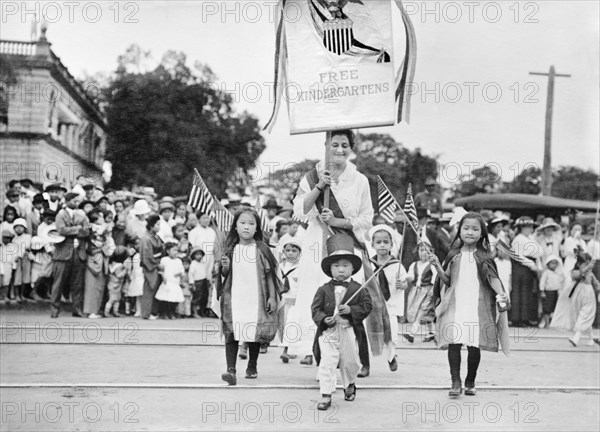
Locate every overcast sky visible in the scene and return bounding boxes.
[3,1,599,184]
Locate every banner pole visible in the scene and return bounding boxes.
[322,131,332,256]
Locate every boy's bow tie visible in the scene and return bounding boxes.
[332,280,349,287]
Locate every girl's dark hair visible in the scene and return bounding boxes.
[87,208,103,223]
[224,208,264,254]
[275,219,289,235]
[146,214,160,230]
[2,205,17,221]
[451,212,490,252]
[330,129,355,149]
[181,257,191,265]
[164,241,179,251]
[114,199,124,208]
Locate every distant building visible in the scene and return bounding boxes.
[0,25,107,188]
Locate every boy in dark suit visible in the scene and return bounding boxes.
[311,234,372,411]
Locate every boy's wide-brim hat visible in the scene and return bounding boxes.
[262,198,282,210]
[190,246,205,258]
[45,225,65,243]
[321,233,362,278]
[159,201,175,213]
[368,224,396,244]
[282,239,302,251]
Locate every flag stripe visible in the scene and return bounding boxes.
[187,169,215,218]
[377,176,398,224]
[404,183,419,230]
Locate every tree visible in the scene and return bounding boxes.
[103,45,265,197]
[354,133,438,210]
[452,165,504,198]
[552,166,599,201]
[508,166,542,195]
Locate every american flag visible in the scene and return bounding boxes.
[255,197,270,233]
[377,176,399,224]
[213,196,234,231]
[187,169,215,218]
[404,183,419,230]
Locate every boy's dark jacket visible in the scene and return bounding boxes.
[311,279,373,365]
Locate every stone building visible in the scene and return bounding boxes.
[0,26,107,188]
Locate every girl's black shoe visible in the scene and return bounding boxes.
[221,368,237,386]
[245,369,258,379]
[448,380,462,398]
[464,381,477,396]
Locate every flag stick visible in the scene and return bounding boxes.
[396,220,407,279]
[322,131,332,256]
[340,257,391,307]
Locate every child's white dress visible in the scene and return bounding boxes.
[452,250,480,347]
[231,244,259,342]
[155,256,184,303]
[126,253,144,297]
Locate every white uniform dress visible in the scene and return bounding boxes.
[231,244,260,342]
[155,256,184,303]
[452,250,480,347]
[285,161,374,357]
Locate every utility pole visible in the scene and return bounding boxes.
[530,66,571,196]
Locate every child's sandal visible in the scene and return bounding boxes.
[317,395,332,410]
[344,383,356,401]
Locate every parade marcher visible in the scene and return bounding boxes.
[285,130,389,375]
[551,252,599,346]
[218,208,281,386]
[369,224,407,370]
[488,217,512,294]
[538,255,565,328]
[510,217,543,327]
[311,234,372,411]
[50,192,89,318]
[279,239,302,363]
[431,212,510,398]
[139,214,164,320]
[403,242,437,343]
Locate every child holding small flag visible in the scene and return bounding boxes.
[279,239,301,363]
[369,224,407,370]
[430,212,510,398]
[311,234,372,410]
[218,208,281,385]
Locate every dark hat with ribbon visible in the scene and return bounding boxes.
[321,233,362,278]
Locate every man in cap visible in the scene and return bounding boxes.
[263,197,285,233]
[50,192,89,318]
[414,177,442,216]
[44,183,67,212]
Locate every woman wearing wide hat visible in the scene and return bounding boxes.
[510,217,543,326]
[262,198,284,232]
[283,129,391,377]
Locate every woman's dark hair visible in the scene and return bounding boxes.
[87,208,103,223]
[224,208,264,254]
[330,129,355,149]
[2,205,17,221]
[451,211,490,253]
[114,199,125,208]
[171,223,185,236]
[146,214,161,231]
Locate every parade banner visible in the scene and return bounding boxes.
[265,0,416,134]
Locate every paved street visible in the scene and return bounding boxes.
[1,308,599,431]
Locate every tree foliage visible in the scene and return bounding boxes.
[354,133,438,210]
[103,45,265,197]
[452,165,504,198]
[552,166,599,201]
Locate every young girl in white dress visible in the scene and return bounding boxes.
[430,212,510,398]
[124,239,143,316]
[218,209,281,385]
[155,242,185,319]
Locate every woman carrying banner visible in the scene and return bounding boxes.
[284,130,391,375]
